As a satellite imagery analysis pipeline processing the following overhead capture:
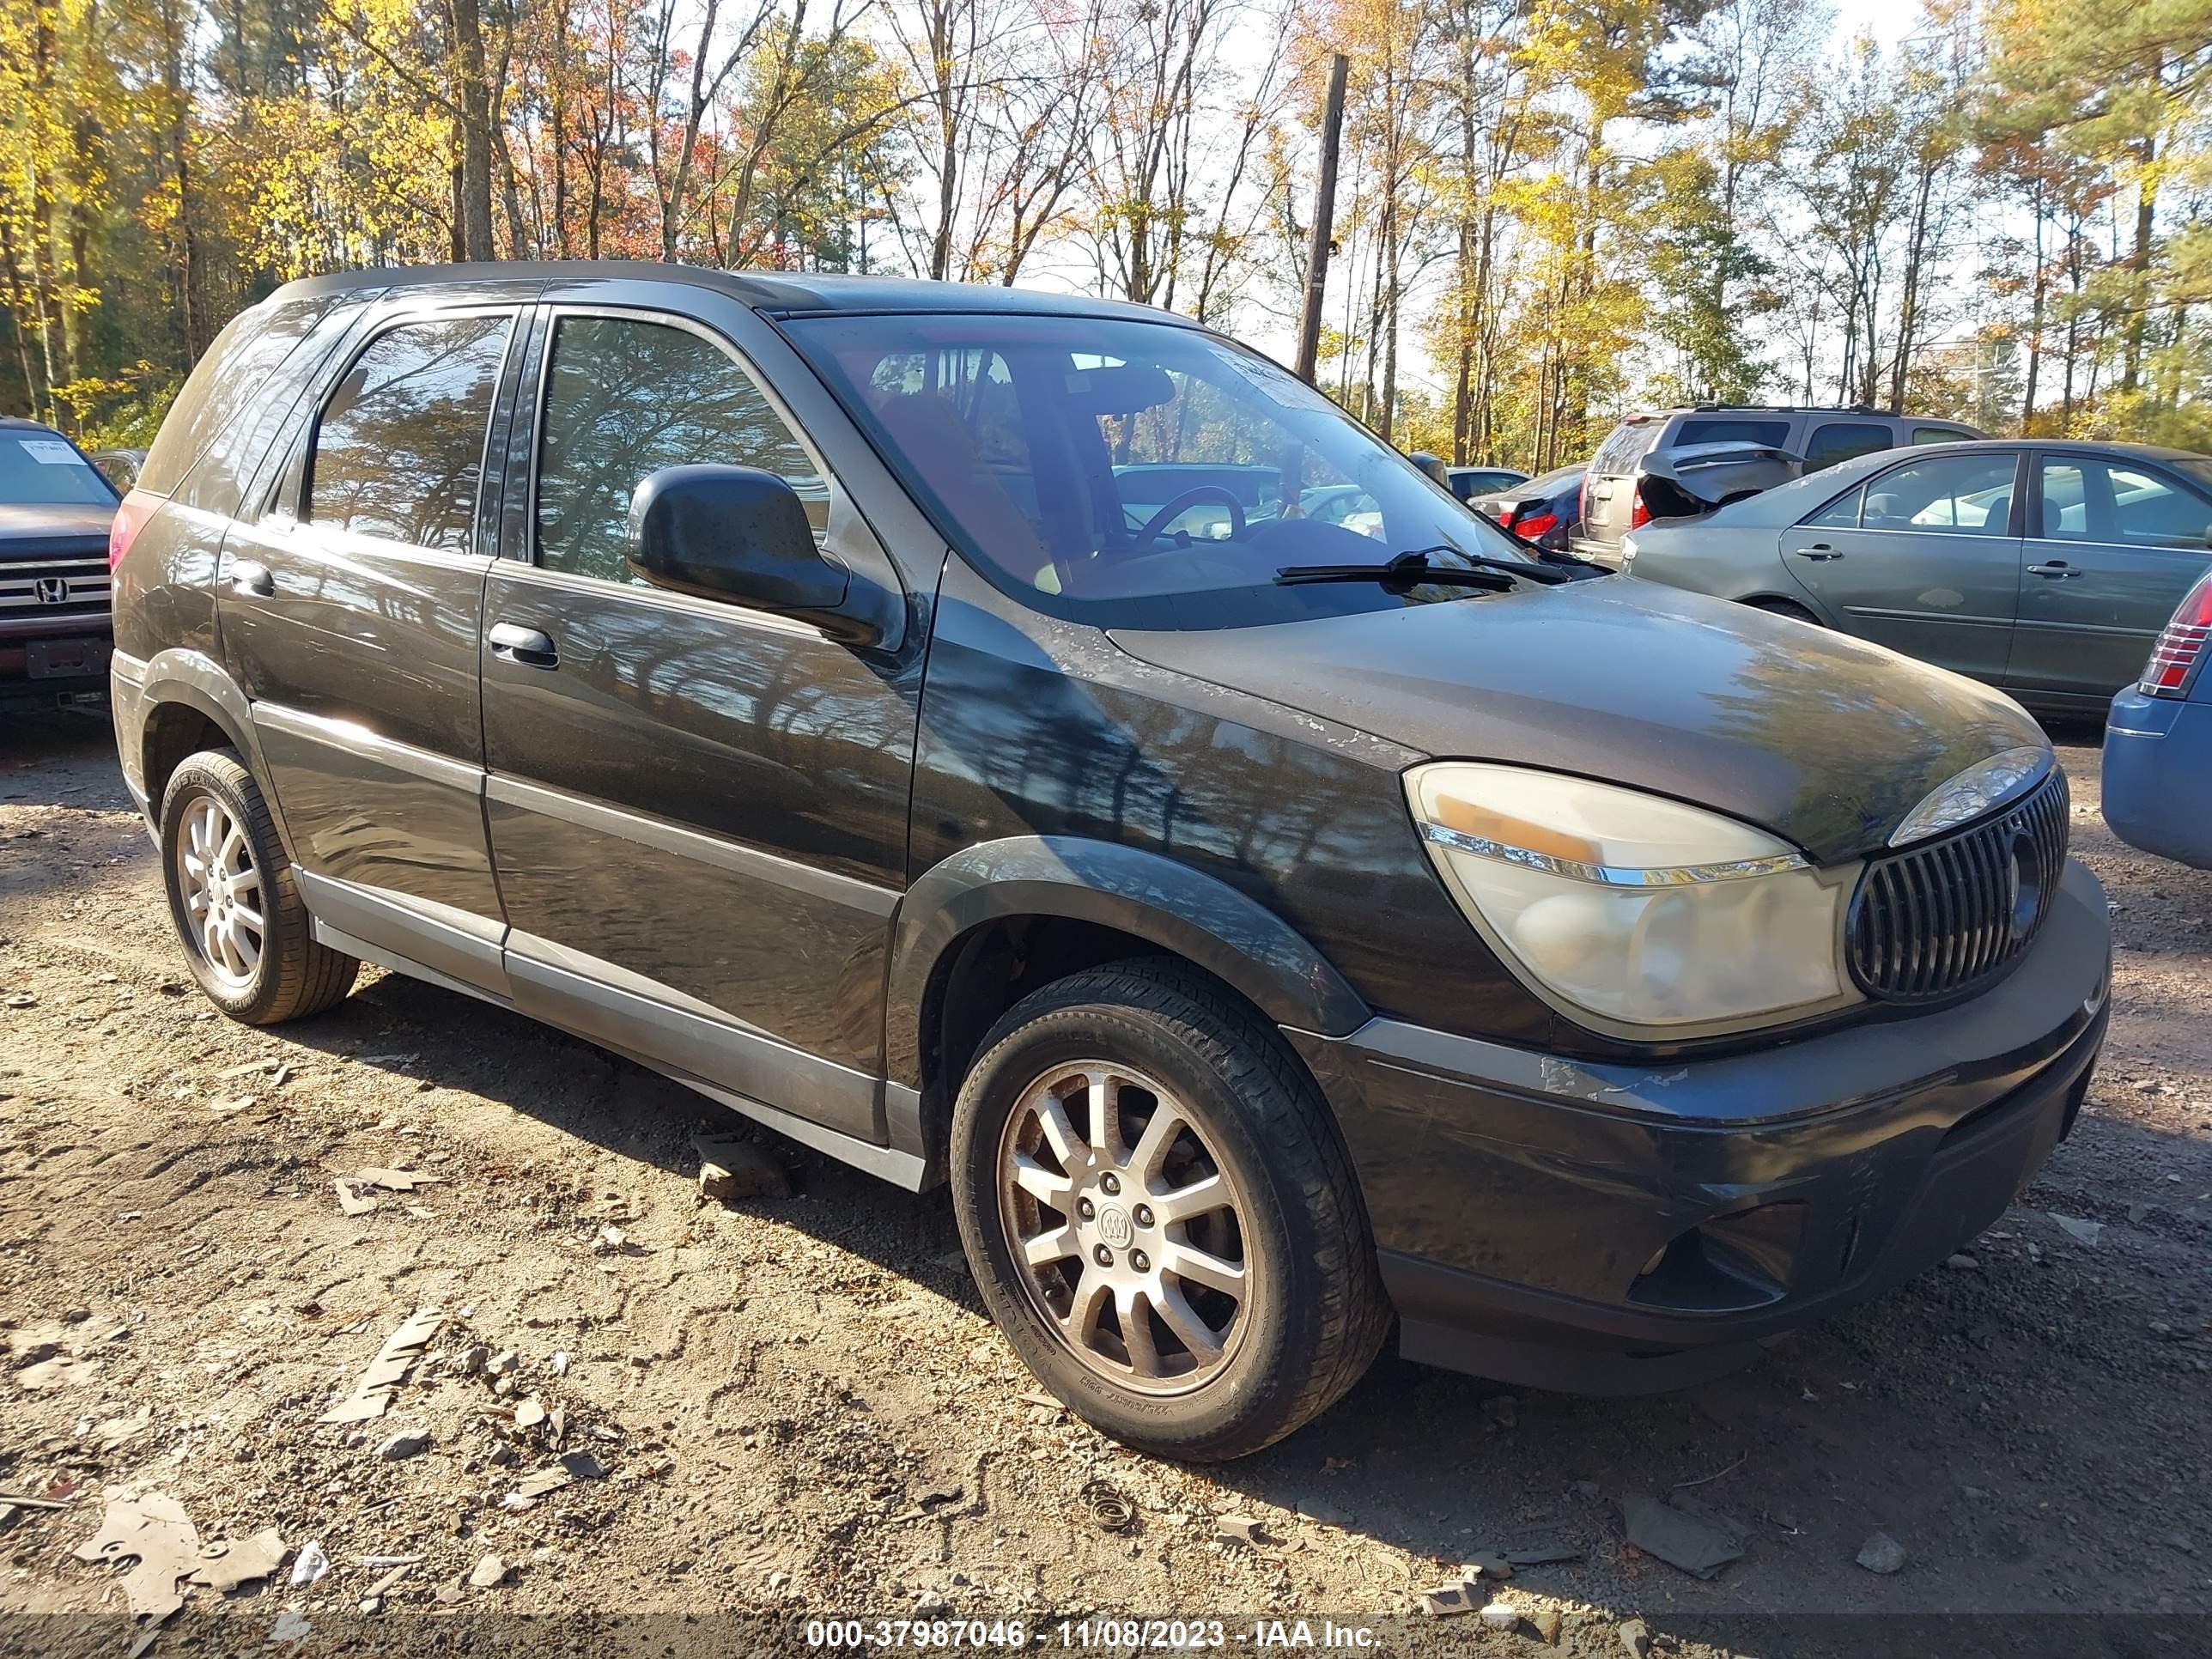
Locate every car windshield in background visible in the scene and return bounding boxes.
[785,313,1536,629]
[0,433,118,507]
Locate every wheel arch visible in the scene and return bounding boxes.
[886,836,1370,1101]
[136,649,294,857]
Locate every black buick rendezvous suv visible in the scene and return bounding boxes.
[109,264,2110,1459]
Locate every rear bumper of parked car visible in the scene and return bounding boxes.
[2103,686,2212,870]
[1286,858,2112,1394]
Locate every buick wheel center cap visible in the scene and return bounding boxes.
[1097,1206,1133,1249]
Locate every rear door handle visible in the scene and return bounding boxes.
[1794,544,1842,561]
[2027,561,2081,579]
[487,621,559,668]
[229,560,275,597]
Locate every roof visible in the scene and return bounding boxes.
[1844,438,2208,465]
[0,415,64,434]
[266,260,1197,327]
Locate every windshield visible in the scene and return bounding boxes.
[0,431,118,507]
[784,313,1540,629]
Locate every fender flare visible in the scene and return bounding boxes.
[136,648,295,857]
[884,835,1370,1089]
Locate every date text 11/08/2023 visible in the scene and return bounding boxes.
[803,1620,1382,1648]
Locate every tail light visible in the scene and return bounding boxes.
[1579,477,1593,531]
[1515,510,1559,543]
[2141,568,2212,696]
[1629,483,1651,531]
[109,489,160,571]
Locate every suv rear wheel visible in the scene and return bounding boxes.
[159,749,358,1024]
[950,959,1386,1459]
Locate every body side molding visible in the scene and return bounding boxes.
[884,835,1370,1089]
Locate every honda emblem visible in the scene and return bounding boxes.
[33,576,70,605]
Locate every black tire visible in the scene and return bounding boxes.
[1747,596,1820,625]
[158,749,358,1024]
[950,958,1388,1460]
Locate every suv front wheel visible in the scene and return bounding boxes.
[158,749,358,1024]
[950,960,1387,1460]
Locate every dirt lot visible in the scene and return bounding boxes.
[3,707,2209,1656]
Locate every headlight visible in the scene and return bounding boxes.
[1406,763,1861,1036]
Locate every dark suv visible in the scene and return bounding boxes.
[110,265,2110,1459]
[3,416,118,710]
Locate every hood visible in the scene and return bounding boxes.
[1109,577,2047,865]
[0,501,116,555]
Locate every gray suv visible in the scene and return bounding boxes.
[1576,405,1984,564]
[108,264,2107,1459]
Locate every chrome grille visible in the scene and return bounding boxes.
[0,556,111,617]
[1849,767,2069,1003]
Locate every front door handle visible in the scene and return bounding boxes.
[2027,561,2082,580]
[487,621,559,669]
[229,560,275,597]
[1794,544,1843,562]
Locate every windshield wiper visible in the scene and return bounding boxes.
[1274,547,1574,590]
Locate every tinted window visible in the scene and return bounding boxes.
[2037,459,2089,539]
[308,314,511,551]
[1912,426,1970,445]
[533,315,828,585]
[2110,465,2212,548]
[1863,454,2018,536]
[1674,417,1789,447]
[788,312,1538,629]
[1803,422,1893,471]
[0,430,117,506]
[141,295,340,497]
[1805,485,1863,529]
[1591,420,1661,477]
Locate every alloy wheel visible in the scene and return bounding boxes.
[177,796,264,989]
[994,1061,1254,1395]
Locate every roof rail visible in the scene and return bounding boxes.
[1687,403,1879,415]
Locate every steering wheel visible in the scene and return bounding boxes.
[1132,485,1247,547]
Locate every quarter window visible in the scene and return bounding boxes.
[534,314,828,585]
[1674,417,1789,447]
[1804,485,1863,529]
[1860,454,2018,537]
[307,313,512,552]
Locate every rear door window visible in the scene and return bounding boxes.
[1862,454,2020,536]
[1674,417,1789,447]
[1804,485,1864,529]
[307,313,513,552]
[2109,465,2212,548]
[1803,422,1893,471]
[1912,425,1972,445]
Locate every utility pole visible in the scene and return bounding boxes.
[1295,52,1349,386]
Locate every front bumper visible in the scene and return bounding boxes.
[1288,858,2112,1394]
[2103,686,2212,869]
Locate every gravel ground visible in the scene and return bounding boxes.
[2,707,2208,1657]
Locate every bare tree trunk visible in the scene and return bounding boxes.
[2021,182,2045,434]
[451,0,496,260]
[2120,134,2155,393]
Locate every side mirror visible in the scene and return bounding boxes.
[1407,451,1449,487]
[625,465,879,646]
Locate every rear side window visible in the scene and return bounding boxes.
[1862,454,2018,536]
[1590,420,1661,477]
[1675,417,1789,447]
[307,313,513,552]
[1912,426,1970,445]
[533,314,829,586]
[1805,485,1863,529]
[1803,422,1893,471]
[139,295,339,498]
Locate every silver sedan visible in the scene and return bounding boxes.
[1620,439,2212,716]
